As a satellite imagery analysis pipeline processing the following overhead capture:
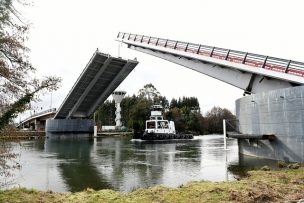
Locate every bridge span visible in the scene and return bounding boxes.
[117,32,304,94]
[17,108,56,131]
[46,50,138,133]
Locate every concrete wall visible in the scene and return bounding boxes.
[46,119,94,133]
[236,86,304,163]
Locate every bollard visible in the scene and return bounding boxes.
[223,119,227,150]
[94,126,97,137]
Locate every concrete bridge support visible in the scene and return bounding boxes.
[236,86,304,162]
[46,119,94,133]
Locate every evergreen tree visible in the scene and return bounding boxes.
[95,100,115,126]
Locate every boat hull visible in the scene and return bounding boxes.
[139,132,193,140]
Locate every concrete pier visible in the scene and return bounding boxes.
[236,86,304,163]
[46,119,94,133]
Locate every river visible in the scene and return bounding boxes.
[3,135,277,192]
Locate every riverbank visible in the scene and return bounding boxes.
[1,167,303,203]
[0,130,133,140]
[0,131,45,140]
[97,131,133,137]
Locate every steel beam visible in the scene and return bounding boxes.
[127,44,293,93]
[66,57,113,118]
[87,62,131,116]
[244,74,256,94]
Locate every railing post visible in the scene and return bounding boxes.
[122,33,125,39]
[141,35,144,43]
[134,34,137,41]
[156,38,159,46]
[185,43,189,51]
[197,45,201,54]
[285,60,291,73]
[174,41,178,49]
[148,36,151,44]
[223,119,227,150]
[165,39,168,47]
[225,49,230,60]
[242,52,248,64]
[210,47,215,57]
[262,56,268,68]
[127,33,131,40]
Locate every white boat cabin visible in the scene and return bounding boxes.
[145,105,176,134]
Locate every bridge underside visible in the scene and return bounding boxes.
[54,51,138,119]
[130,45,297,94]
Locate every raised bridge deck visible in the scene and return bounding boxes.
[117,32,304,94]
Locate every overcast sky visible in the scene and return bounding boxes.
[19,0,304,119]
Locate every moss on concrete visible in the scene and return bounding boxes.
[1,167,303,203]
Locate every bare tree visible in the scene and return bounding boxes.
[0,0,61,188]
[0,0,61,128]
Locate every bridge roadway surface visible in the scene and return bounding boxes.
[54,50,138,119]
[117,32,304,94]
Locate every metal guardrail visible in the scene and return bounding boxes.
[18,108,56,125]
[30,108,57,119]
[117,32,304,78]
[16,108,57,128]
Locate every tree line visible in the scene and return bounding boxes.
[94,84,236,134]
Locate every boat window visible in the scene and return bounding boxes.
[150,116,155,120]
[157,116,163,120]
[147,121,156,129]
[157,121,169,129]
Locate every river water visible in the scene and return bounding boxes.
[4,135,277,192]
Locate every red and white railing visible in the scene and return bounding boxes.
[117,32,304,78]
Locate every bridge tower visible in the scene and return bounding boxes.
[112,91,126,128]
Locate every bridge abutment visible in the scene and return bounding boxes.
[236,86,304,162]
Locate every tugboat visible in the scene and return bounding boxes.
[139,105,193,140]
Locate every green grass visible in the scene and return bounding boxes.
[1,167,304,203]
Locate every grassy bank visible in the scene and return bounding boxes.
[1,167,303,203]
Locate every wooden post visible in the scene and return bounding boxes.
[223,119,227,150]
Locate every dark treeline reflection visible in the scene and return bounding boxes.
[45,138,113,192]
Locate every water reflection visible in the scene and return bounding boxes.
[228,153,280,178]
[8,135,278,192]
[45,138,113,192]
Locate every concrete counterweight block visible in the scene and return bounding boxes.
[236,86,304,163]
